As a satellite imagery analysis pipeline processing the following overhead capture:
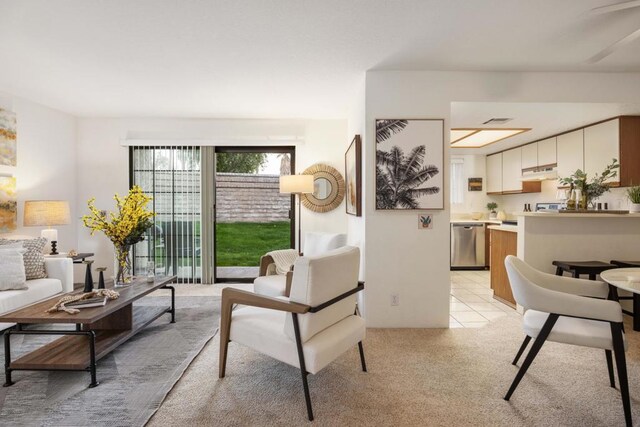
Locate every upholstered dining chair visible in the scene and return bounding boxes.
[504,255,631,427]
[253,232,347,297]
[219,246,365,421]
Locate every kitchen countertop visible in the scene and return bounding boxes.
[517,212,640,218]
[488,225,518,233]
[450,219,501,224]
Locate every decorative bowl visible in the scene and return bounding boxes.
[471,212,483,220]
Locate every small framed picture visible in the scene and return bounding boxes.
[418,214,433,229]
[468,178,482,191]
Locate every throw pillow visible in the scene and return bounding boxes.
[0,237,48,280]
[0,246,28,290]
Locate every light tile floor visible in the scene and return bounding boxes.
[449,270,520,328]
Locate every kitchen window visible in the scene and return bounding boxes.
[450,157,464,205]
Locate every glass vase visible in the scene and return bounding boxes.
[113,244,133,287]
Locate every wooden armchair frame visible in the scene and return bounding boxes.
[258,254,294,296]
[219,281,366,421]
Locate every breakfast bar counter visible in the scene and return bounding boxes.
[516,212,640,275]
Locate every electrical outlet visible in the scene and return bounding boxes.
[390,293,400,306]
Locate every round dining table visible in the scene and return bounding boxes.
[601,268,640,331]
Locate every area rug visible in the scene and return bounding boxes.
[0,296,220,427]
[149,313,640,426]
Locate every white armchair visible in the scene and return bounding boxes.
[253,232,347,297]
[504,256,631,427]
[219,246,365,421]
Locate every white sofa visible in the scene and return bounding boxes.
[0,257,73,326]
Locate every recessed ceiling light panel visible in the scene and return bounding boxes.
[450,128,530,148]
[482,118,513,125]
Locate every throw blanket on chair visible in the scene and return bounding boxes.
[266,249,298,275]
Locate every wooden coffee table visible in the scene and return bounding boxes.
[0,275,177,388]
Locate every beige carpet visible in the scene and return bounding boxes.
[148,313,640,426]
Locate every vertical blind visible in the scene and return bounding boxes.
[130,146,202,283]
[450,157,465,205]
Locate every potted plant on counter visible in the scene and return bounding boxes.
[559,159,619,209]
[487,202,498,219]
[627,186,640,213]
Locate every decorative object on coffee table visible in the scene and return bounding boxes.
[83,260,94,292]
[97,267,106,289]
[82,186,154,287]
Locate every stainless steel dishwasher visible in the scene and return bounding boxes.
[450,222,485,269]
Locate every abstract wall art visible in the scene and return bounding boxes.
[0,109,17,167]
[0,176,17,233]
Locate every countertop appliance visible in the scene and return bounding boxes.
[450,222,485,269]
[536,202,563,212]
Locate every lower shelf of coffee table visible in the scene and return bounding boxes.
[10,305,170,371]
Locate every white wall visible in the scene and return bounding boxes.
[75,118,348,279]
[362,71,640,328]
[0,92,77,251]
[450,154,500,219]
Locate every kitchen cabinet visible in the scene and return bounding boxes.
[490,228,516,307]
[486,153,502,194]
[521,143,537,170]
[502,148,522,193]
[556,129,584,181]
[537,137,556,167]
[584,119,619,184]
[486,149,541,195]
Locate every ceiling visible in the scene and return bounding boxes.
[1,0,640,118]
[450,102,640,154]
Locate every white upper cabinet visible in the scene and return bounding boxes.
[502,147,522,193]
[537,137,557,166]
[584,119,619,183]
[521,143,537,169]
[556,129,584,181]
[486,153,502,194]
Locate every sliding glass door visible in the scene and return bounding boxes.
[214,147,295,282]
[130,146,202,283]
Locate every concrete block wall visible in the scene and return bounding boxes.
[215,173,290,223]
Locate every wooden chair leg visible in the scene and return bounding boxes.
[512,336,531,366]
[504,314,558,401]
[611,323,632,427]
[605,350,615,388]
[555,266,563,276]
[572,270,580,278]
[219,291,233,378]
[358,341,367,372]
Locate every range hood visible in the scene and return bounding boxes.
[520,166,558,182]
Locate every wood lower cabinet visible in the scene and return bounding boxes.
[490,229,517,307]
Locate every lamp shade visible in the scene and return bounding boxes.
[279,174,314,194]
[24,200,71,227]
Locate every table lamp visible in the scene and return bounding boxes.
[279,174,314,251]
[23,200,71,255]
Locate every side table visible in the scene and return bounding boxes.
[46,253,96,289]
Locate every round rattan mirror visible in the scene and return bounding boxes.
[300,164,345,213]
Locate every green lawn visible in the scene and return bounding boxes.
[216,221,291,266]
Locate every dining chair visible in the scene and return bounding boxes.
[504,255,631,427]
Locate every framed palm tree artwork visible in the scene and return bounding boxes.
[376,119,444,210]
